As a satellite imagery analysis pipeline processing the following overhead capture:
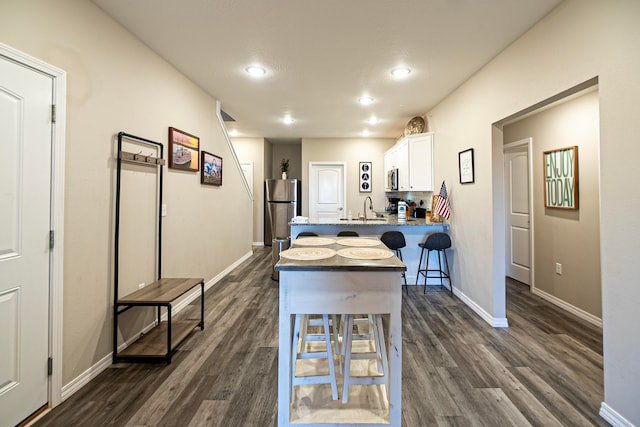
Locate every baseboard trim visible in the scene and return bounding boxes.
[61,353,111,401]
[599,402,636,427]
[454,287,509,328]
[532,287,602,328]
[168,250,254,315]
[60,249,254,402]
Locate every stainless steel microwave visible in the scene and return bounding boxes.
[387,168,399,190]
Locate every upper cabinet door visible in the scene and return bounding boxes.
[408,133,434,191]
[396,139,409,190]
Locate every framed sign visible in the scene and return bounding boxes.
[169,127,199,171]
[458,148,474,184]
[543,146,579,209]
[359,162,372,193]
[201,151,222,186]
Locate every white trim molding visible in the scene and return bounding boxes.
[216,101,253,201]
[599,402,636,427]
[454,287,509,328]
[0,42,67,409]
[532,287,602,328]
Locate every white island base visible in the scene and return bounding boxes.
[277,270,403,427]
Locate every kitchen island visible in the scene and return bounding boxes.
[275,237,405,426]
[291,216,450,286]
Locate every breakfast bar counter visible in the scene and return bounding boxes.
[275,237,406,426]
[290,216,450,286]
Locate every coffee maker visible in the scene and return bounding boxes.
[387,197,401,214]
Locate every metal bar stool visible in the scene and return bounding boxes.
[416,232,452,294]
[297,231,318,237]
[380,231,408,293]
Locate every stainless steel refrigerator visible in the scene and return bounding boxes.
[265,179,301,280]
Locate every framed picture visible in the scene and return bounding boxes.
[359,161,372,193]
[168,127,199,171]
[201,151,222,186]
[458,148,474,184]
[543,146,578,209]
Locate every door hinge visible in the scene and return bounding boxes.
[49,230,55,249]
[51,105,56,123]
[48,357,53,376]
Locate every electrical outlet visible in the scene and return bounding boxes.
[555,263,562,275]
[138,282,145,289]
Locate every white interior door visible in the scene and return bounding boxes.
[0,55,52,425]
[505,141,531,285]
[309,163,345,223]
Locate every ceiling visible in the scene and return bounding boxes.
[92,0,562,141]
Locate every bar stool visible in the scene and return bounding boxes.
[340,313,389,403]
[291,314,339,401]
[380,231,408,293]
[337,231,359,237]
[300,314,341,361]
[297,231,318,238]
[416,232,452,294]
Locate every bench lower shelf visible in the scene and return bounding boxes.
[116,320,201,361]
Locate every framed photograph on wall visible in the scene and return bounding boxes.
[359,161,372,192]
[168,127,199,171]
[458,148,474,184]
[543,146,579,209]
[201,151,222,186]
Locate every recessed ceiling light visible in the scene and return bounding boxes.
[245,66,266,77]
[368,117,379,125]
[283,116,295,125]
[362,130,370,137]
[391,67,411,78]
[229,129,238,137]
[358,96,374,105]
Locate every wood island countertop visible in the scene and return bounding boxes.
[274,239,406,272]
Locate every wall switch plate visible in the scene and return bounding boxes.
[161,204,167,217]
[555,263,562,275]
[138,282,145,289]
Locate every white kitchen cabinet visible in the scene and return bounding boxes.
[408,133,434,191]
[384,132,434,192]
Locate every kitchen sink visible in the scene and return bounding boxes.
[339,217,388,222]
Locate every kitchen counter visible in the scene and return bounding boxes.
[290,217,450,286]
[293,214,450,227]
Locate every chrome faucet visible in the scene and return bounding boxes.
[363,196,373,220]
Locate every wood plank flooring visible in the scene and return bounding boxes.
[33,248,606,426]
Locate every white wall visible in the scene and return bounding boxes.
[427,0,639,423]
[0,0,253,385]
[301,138,395,217]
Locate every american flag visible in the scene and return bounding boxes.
[435,181,451,220]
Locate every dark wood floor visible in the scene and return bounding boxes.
[34,247,606,426]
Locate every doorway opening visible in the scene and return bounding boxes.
[494,77,602,328]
